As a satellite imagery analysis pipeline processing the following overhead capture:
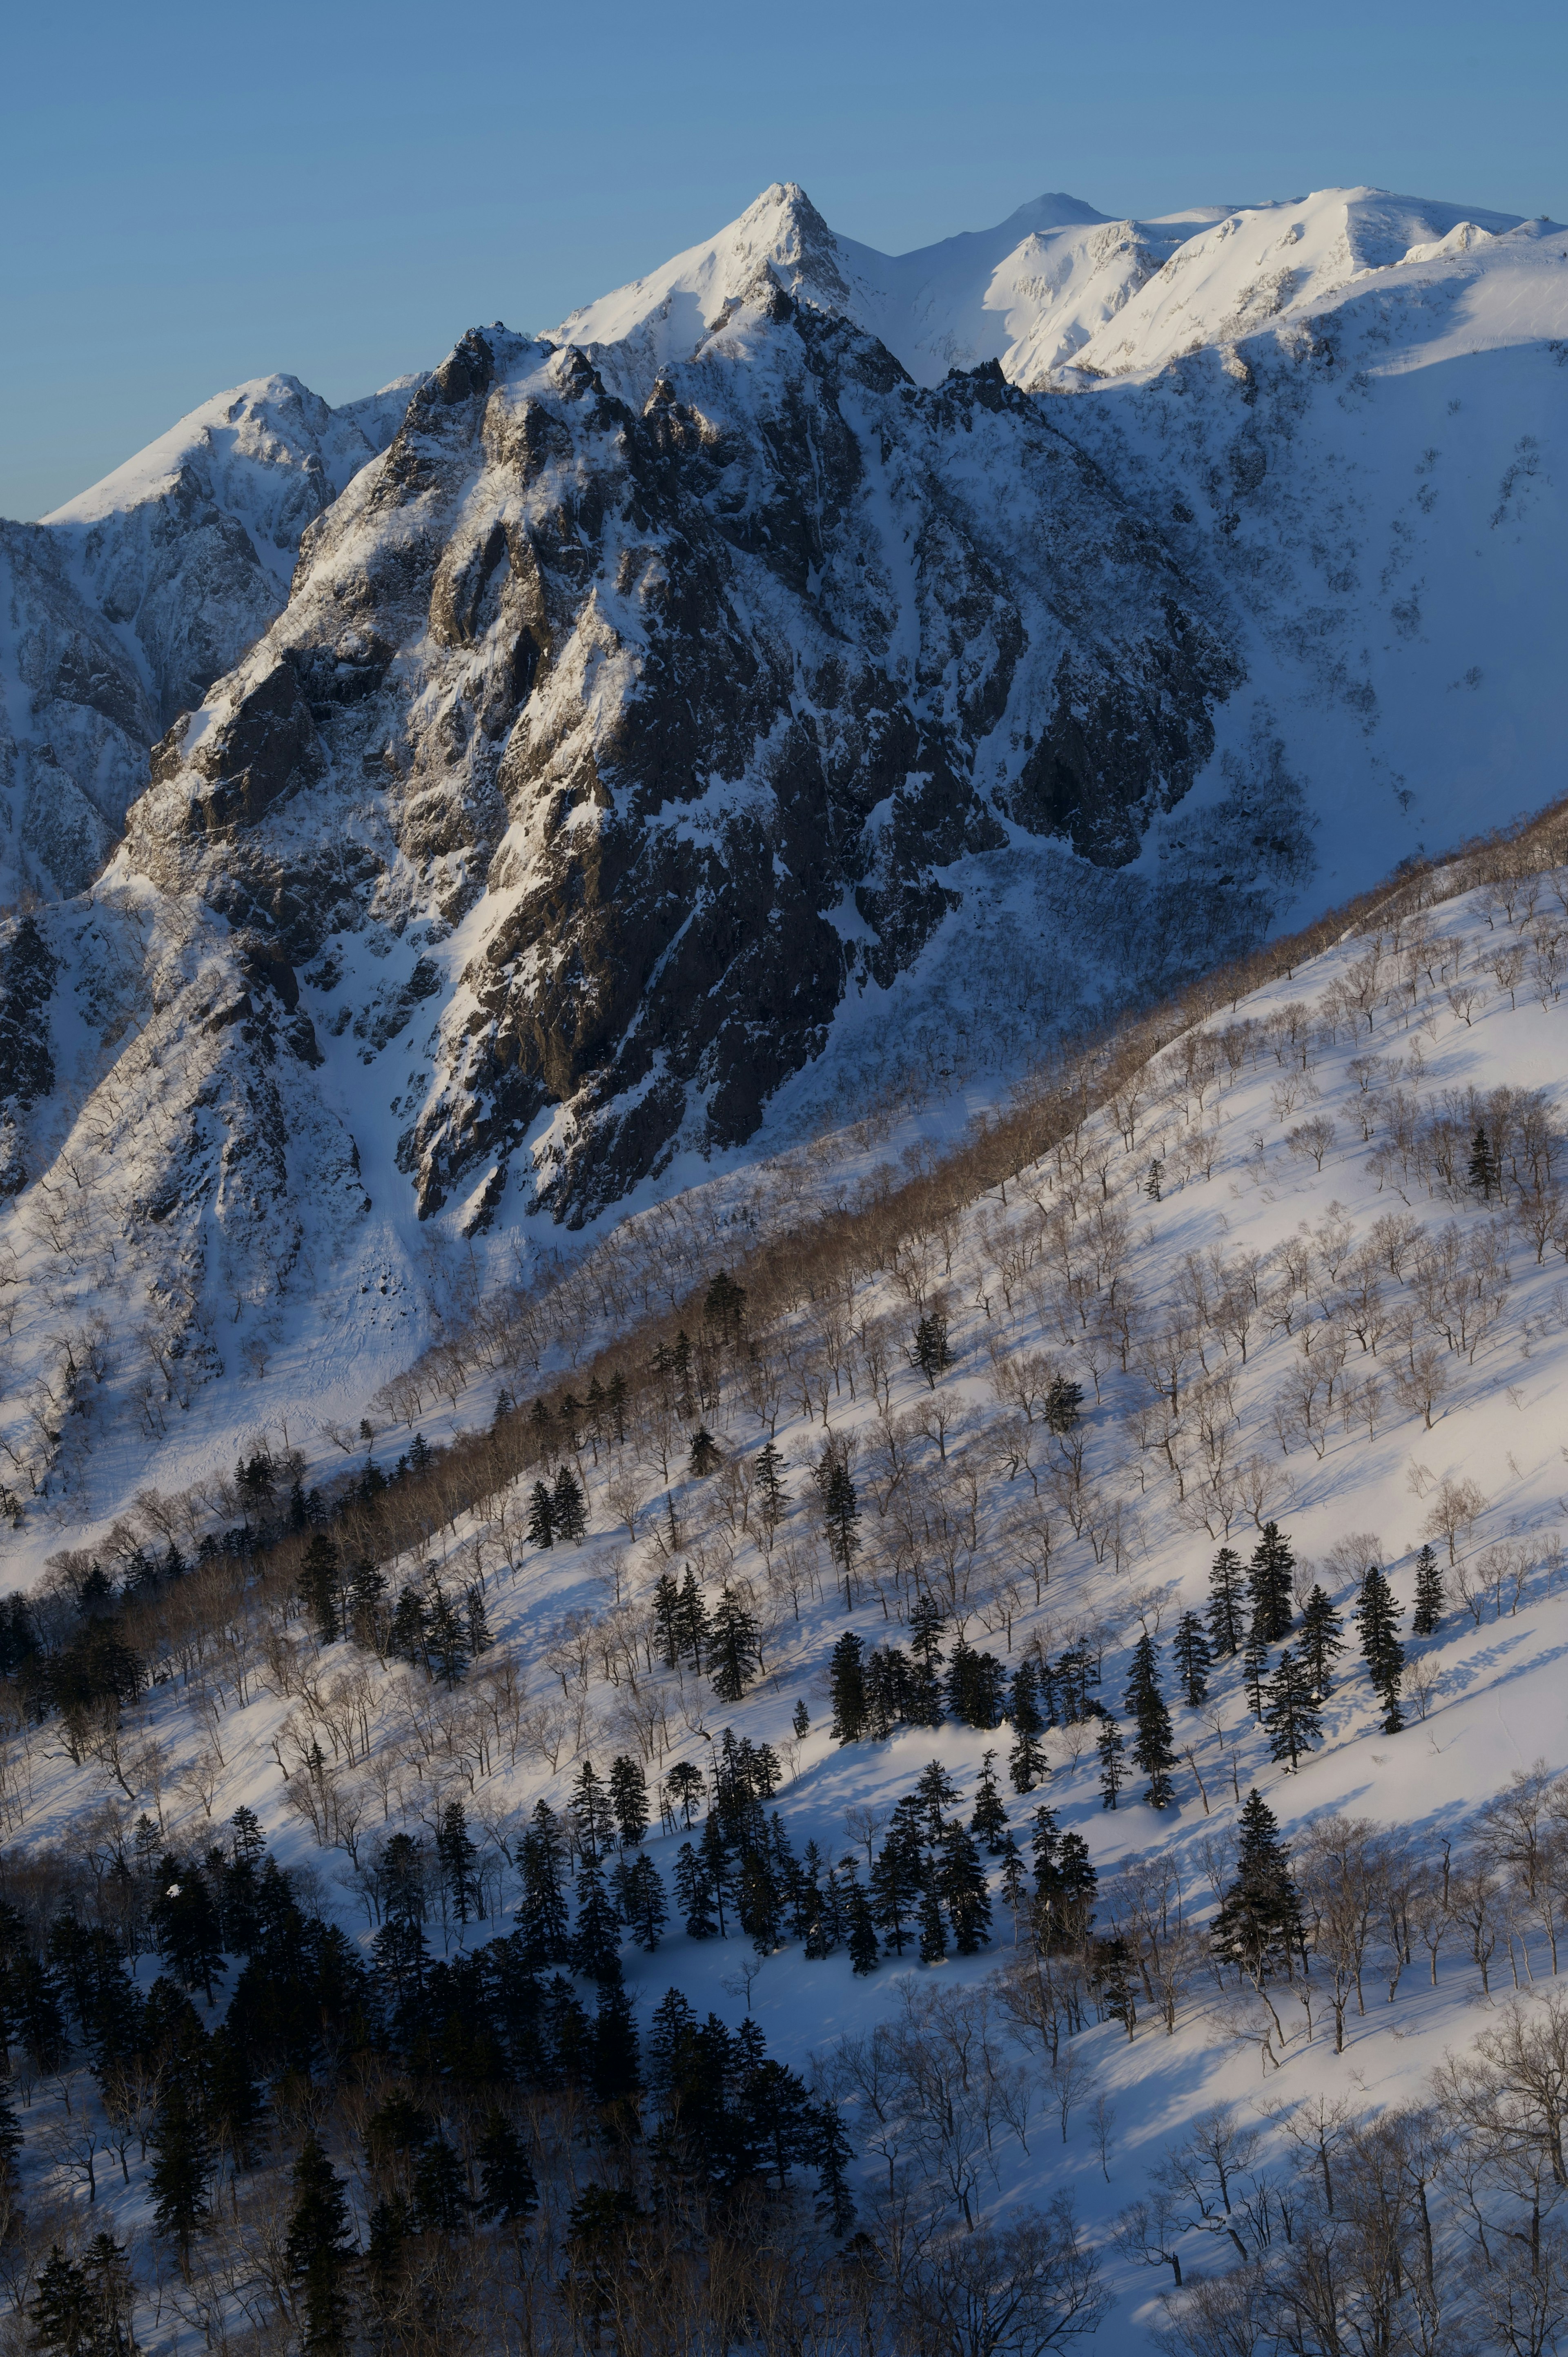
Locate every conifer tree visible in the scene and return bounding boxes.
[424,1582,470,1686]
[709,1586,761,1704]
[846,1885,880,1976]
[792,1699,810,1739]
[819,1459,862,1603]
[606,1367,629,1443]
[518,1803,570,1964]
[829,1632,867,1743]
[913,1759,961,1845]
[1207,1548,1247,1657]
[1248,1523,1296,1641]
[347,1558,387,1648]
[938,1822,993,1952]
[674,1565,711,1670]
[1242,1623,1270,1721]
[906,1595,947,1726]
[285,2133,355,2354]
[1468,1123,1501,1200]
[150,2079,211,2270]
[1007,1658,1049,1792]
[689,1426,722,1478]
[297,1532,341,1645]
[650,1572,682,1669]
[918,1883,948,1964]
[810,2100,858,2236]
[435,1801,479,1925]
[1298,1585,1347,1697]
[673,1841,718,1940]
[754,1440,788,1530]
[552,1463,588,1544]
[571,1759,615,1865]
[1172,1610,1211,1707]
[614,1853,668,1951]
[1354,1565,1406,1732]
[1261,1647,1321,1772]
[1044,1373,1084,1433]
[869,1815,922,1956]
[908,1312,954,1389]
[704,1267,748,1344]
[527,1481,555,1549]
[569,1860,623,1986]
[1212,1790,1304,1980]
[969,1750,1009,1854]
[412,2136,470,2234]
[474,2112,538,2225]
[1096,1714,1128,1810]
[608,1755,648,1848]
[464,1583,492,1660]
[388,1585,429,1670]
[1412,1543,1446,1635]
[1125,1633,1177,1808]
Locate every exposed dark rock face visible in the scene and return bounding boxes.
[118,298,1239,1227]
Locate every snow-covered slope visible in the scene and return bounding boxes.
[0,373,421,899]
[4,825,1568,2349]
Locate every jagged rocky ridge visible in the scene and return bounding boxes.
[0,177,1565,1492]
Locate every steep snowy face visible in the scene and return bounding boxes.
[555,183,1212,394]
[0,373,420,899]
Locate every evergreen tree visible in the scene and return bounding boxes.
[907,1312,953,1389]
[1096,1715,1128,1810]
[474,2112,538,2224]
[704,1268,747,1344]
[606,1368,629,1443]
[709,1586,761,1704]
[650,1572,682,1669]
[1007,1658,1049,1792]
[969,1750,1009,1854]
[946,1642,1007,1729]
[527,1481,555,1549]
[820,1459,862,1601]
[829,1632,867,1743]
[571,1759,615,1865]
[149,2079,211,2268]
[387,1585,429,1670]
[906,1595,947,1726]
[591,1982,641,2109]
[1044,1373,1085,1433]
[568,1860,623,1986]
[1248,1523,1296,1641]
[347,1559,387,1647]
[1468,1123,1501,1200]
[938,1823,993,1953]
[1298,1585,1347,1697]
[1125,1633,1177,1808]
[615,1853,668,1951]
[913,1759,961,1844]
[663,1761,706,1831]
[464,1583,493,1661]
[810,2099,857,2237]
[754,1440,789,1530]
[1207,1547,1247,1657]
[869,1815,923,1956]
[846,1885,880,1976]
[151,1860,226,2003]
[792,1699,810,1739]
[1261,1648,1321,1772]
[917,1883,948,1964]
[688,1426,722,1478]
[552,1464,588,1544]
[29,2245,133,2357]
[518,1803,570,1964]
[285,2133,355,2355]
[673,1841,719,1940]
[1172,1610,1211,1708]
[1212,1790,1305,1981]
[674,1566,711,1670]
[424,1582,470,1686]
[608,1755,648,1848]
[435,1801,479,1926]
[1412,1543,1446,1636]
[1242,1623,1270,1721]
[296,1532,341,1645]
[208,2023,265,2170]
[412,2136,470,2234]
[1354,1565,1406,1733]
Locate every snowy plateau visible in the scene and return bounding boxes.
[0,178,1565,2356]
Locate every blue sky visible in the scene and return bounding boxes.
[4,0,1565,518]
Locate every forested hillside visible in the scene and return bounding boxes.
[2,803,1568,2351]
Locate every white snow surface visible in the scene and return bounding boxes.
[9,860,1568,2343]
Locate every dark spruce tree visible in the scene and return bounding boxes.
[1007,1657,1049,1792]
[1261,1647,1321,1772]
[688,1426,722,1478]
[296,1532,341,1645]
[969,1750,1009,1854]
[709,1587,761,1704]
[1354,1565,1406,1732]
[1242,1621,1270,1721]
[792,1698,810,1739]
[938,1822,993,1953]
[819,1459,862,1604]
[1125,1632,1177,1808]
[1096,1714,1128,1811]
[829,1632,867,1743]
[568,1860,623,1986]
[1298,1585,1347,1697]
[527,1481,555,1549]
[149,2079,212,2271]
[615,1853,668,1952]
[552,1464,588,1544]
[907,1311,954,1388]
[518,1803,570,1964]
[1468,1122,1501,1200]
[608,1755,648,1848]
[475,2111,538,2225]
[754,1440,788,1530]
[285,2133,355,2355]
[1172,1610,1211,1707]
[1212,1790,1305,1983]
[1412,1543,1446,1635]
[1207,1548,1247,1657]
[846,1885,880,1976]
[1248,1523,1296,1641]
[674,1566,711,1670]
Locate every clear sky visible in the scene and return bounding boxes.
[4,0,1565,520]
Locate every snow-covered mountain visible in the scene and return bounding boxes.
[1,175,1566,1516]
[0,373,420,899]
